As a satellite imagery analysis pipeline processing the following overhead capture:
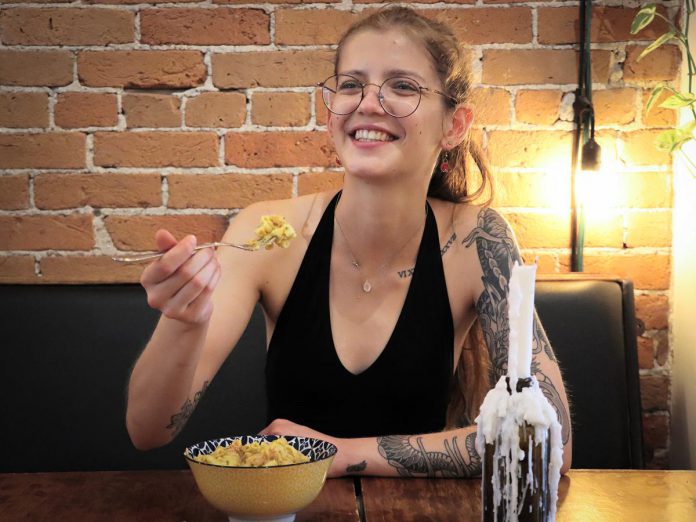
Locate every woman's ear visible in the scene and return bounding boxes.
[441,105,473,149]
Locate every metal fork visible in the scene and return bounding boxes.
[111,238,274,263]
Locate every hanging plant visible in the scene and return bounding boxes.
[632,2,696,173]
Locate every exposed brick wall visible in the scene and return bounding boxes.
[0,0,680,468]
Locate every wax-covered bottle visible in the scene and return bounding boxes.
[480,377,552,522]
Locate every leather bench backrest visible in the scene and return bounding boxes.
[0,279,643,472]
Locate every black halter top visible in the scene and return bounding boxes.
[265,192,454,438]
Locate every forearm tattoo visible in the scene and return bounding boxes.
[377,432,481,478]
[398,231,457,279]
[165,381,210,438]
[464,208,571,444]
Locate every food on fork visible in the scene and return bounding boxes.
[192,437,310,467]
[248,215,297,250]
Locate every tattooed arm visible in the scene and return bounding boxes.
[463,207,572,473]
[260,418,482,478]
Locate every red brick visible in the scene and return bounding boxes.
[0,133,85,169]
[185,92,246,128]
[0,92,49,128]
[123,93,181,128]
[78,51,205,88]
[637,336,654,370]
[167,174,293,208]
[625,210,672,248]
[0,174,29,209]
[501,211,570,249]
[621,171,672,208]
[315,87,328,126]
[225,131,336,168]
[140,8,269,45]
[275,9,359,46]
[583,253,671,290]
[527,252,557,274]
[635,294,669,330]
[40,255,143,283]
[0,256,37,283]
[640,374,670,411]
[494,171,570,208]
[620,130,672,166]
[482,49,611,85]
[84,0,195,4]
[1,0,72,3]
[582,210,624,248]
[212,50,334,89]
[624,45,681,83]
[471,87,511,126]
[487,131,572,169]
[0,8,134,45]
[593,89,637,126]
[0,50,72,86]
[105,215,227,251]
[538,6,671,45]
[654,330,669,366]
[428,8,531,45]
[515,90,562,125]
[93,132,219,168]
[297,171,344,195]
[642,413,669,451]
[252,92,311,127]
[34,173,161,209]
[355,0,474,3]
[0,214,94,250]
[215,0,339,3]
[55,92,118,129]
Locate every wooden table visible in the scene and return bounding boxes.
[1,469,694,521]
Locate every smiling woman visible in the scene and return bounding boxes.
[125,6,572,480]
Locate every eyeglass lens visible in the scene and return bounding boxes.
[322,74,422,117]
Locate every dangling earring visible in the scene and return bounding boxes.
[440,150,450,173]
[335,155,342,166]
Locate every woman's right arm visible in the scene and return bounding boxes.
[126,205,268,450]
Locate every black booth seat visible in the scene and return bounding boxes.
[0,276,643,472]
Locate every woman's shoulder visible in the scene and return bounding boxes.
[429,199,510,240]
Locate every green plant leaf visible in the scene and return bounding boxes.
[631,4,657,34]
[645,85,665,113]
[655,127,695,152]
[659,92,696,109]
[655,129,681,151]
[637,31,676,62]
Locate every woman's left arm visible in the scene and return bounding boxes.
[260,418,481,478]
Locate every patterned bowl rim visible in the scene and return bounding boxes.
[183,434,338,470]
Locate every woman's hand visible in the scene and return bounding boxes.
[259,418,355,478]
[140,229,221,326]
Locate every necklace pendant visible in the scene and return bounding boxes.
[362,280,372,293]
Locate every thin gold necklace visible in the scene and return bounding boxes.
[334,196,428,293]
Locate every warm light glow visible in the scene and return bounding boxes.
[576,157,623,211]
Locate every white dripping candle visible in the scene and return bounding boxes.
[506,261,537,384]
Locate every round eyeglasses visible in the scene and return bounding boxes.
[318,74,457,118]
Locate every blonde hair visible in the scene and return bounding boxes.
[335,6,493,427]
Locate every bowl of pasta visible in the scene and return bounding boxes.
[184,435,337,522]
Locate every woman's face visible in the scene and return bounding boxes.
[327,28,452,185]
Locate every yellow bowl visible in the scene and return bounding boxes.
[184,435,337,522]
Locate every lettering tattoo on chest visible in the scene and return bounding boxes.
[463,207,570,445]
[397,231,457,279]
[377,432,481,478]
[165,381,210,438]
